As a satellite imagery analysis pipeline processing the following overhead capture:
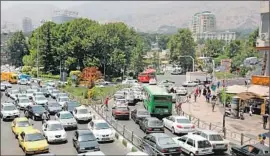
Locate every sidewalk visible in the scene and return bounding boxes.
[180,95,269,146]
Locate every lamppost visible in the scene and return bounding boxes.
[178,55,195,72]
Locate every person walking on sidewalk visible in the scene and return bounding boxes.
[198,87,201,97]
[249,105,253,116]
[103,97,109,111]
[217,81,220,89]
[194,88,199,102]
[211,95,216,112]
[262,113,269,129]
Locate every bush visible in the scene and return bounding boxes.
[31,67,37,77]
[69,70,81,78]
[21,66,32,74]
[83,90,88,99]
[40,74,60,80]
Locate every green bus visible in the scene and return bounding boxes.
[143,85,173,117]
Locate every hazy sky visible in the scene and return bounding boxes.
[1,1,87,9]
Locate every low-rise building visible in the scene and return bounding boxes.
[193,31,236,43]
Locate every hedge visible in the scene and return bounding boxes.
[40,74,60,80]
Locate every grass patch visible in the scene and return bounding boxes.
[131,147,137,152]
[62,85,88,98]
[122,139,127,147]
[215,72,239,80]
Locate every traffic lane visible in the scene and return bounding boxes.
[1,86,129,155]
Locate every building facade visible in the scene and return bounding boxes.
[193,31,236,43]
[22,17,33,33]
[191,11,216,34]
[256,0,270,76]
[52,10,78,24]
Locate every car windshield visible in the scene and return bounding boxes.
[25,133,45,142]
[94,122,110,130]
[20,99,30,103]
[32,106,46,113]
[78,109,88,114]
[3,105,16,111]
[78,133,96,142]
[27,90,34,93]
[12,90,19,94]
[60,97,69,102]
[47,124,64,131]
[198,140,212,148]
[176,118,191,124]
[36,97,46,101]
[148,120,163,127]
[209,134,223,141]
[49,103,61,107]
[60,113,73,119]
[158,137,176,145]
[138,111,150,115]
[17,121,31,127]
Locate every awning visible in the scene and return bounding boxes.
[225,85,247,94]
[236,92,264,101]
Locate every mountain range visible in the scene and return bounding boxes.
[1,1,261,33]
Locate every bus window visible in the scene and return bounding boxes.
[154,96,171,102]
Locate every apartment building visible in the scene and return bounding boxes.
[52,10,78,24]
[193,31,236,43]
[22,17,33,33]
[191,11,216,34]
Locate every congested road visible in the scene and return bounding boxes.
[1,84,129,155]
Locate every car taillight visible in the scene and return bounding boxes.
[195,151,199,154]
[177,147,181,152]
[161,149,167,153]
[192,125,195,128]
[115,111,121,115]
[177,125,183,128]
[148,128,152,131]
[225,144,228,148]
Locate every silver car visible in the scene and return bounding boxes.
[51,90,60,99]
[17,97,32,110]
[55,111,77,129]
[33,96,48,106]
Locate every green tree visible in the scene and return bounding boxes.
[167,29,196,70]
[202,39,225,58]
[7,31,29,67]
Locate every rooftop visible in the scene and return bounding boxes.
[144,85,170,96]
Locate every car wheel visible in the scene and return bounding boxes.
[231,152,237,156]
[171,127,175,134]
[189,152,195,156]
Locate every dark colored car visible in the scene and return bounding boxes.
[38,88,50,97]
[64,101,80,114]
[24,105,48,121]
[231,143,269,156]
[73,129,100,153]
[112,105,130,120]
[45,102,62,115]
[131,109,151,124]
[139,117,164,134]
[141,133,181,156]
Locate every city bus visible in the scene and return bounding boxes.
[143,85,172,117]
[138,68,156,83]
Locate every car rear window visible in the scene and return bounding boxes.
[148,119,163,127]
[198,140,212,148]
[176,118,191,124]
[153,96,171,102]
[209,134,223,141]
[158,137,176,145]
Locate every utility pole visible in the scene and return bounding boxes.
[60,59,62,81]
[37,30,39,78]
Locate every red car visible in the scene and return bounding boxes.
[112,105,130,120]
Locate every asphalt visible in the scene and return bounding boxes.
[0,84,129,155]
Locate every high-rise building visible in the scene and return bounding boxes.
[191,11,216,34]
[52,10,78,24]
[22,17,33,33]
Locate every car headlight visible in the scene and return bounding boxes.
[34,113,39,116]
[43,145,49,149]
[95,146,100,149]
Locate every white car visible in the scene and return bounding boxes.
[77,151,105,156]
[73,106,93,122]
[18,79,30,85]
[34,96,48,106]
[114,99,128,106]
[173,134,214,156]
[57,96,70,107]
[125,91,135,105]
[17,97,32,110]
[88,119,115,142]
[42,120,67,143]
[175,87,188,95]
[182,81,198,87]
[56,93,69,100]
[51,90,60,99]
[194,129,229,153]
[122,79,138,85]
[149,78,157,85]
[9,89,20,100]
[34,92,45,97]
[26,89,35,99]
[1,81,12,88]
[1,84,7,91]
[126,152,148,156]
[1,103,20,120]
[163,116,195,134]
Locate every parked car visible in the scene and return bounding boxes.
[174,87,188,95]
[33,95,48,106]
[230,143,270,156]
[17,97,32,110]
[45,102,62,115]
[173,134,213,156]
[88,119,115,142]
[2,81,12,88]
[11,117,34,138]
[141,133,181,156]
[163,116,195,135]
[51,90,60,99]
[24,105,48,121]
[55,111,77,129]
[18,129,49,155]
[182,81,198,87]
[1,83,7,91]
[131,109,151,124]
[64,101,80,113]
[73,106,93,122]
[73,129,100,153]
[57,96,70,107]
[139,117,164,134]
[1,102,20,121]
[112,105,130,120]
[42,120,67,143]
[38,88,50,97]
[193,129,229,153]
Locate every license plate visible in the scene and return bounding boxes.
[202,149,209,152]
[154,129,160,131]
[184,127,189,129]
[169,149,176,152]
[102,138,110,141]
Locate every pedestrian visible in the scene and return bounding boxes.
[217,81,220,89]
[194,92,198,102]
[249,105,253,116]
[42,112,50,124]
[245,80,247,86]
[211,96,216,112]
[262,113,268,129]
[104,97,109,111]
[198,87,201,97]
[203,88,207,97]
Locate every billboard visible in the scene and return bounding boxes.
[220,59,232,72]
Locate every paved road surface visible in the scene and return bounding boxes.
[1,84,129,155]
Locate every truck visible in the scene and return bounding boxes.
[1,72,18,84]
[186,72,212,85]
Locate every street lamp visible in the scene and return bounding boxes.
[178,55,195,72]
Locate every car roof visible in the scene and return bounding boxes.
[77,129,93,135]
[76,106,87,110]
[253,143,269,151]
[172,115,189,119]
[197,129,220,135]
[150,133,170,138]
[15,117,29,122]
[19,97,29,100]
[46,120,61,124]
[92,119,107,123]
[24,129,41,134]
[184,134,208,141]
[2,102,14,106]
[59,111,72,114]
[146,117,159,121]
